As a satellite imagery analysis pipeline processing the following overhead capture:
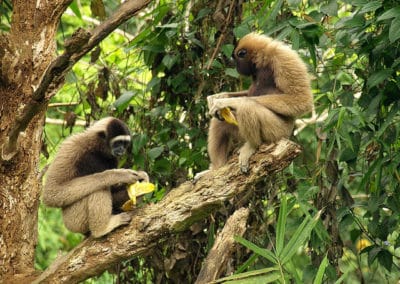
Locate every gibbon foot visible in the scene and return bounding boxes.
[238,142,256,173]
[91,212,132,238]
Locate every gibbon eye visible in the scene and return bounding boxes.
[237,49,247,58]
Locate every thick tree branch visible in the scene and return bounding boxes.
[33,140,301,283]
[195,208,250,284]
[1,0,152,161]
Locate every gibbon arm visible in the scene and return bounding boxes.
[43,169,148,208]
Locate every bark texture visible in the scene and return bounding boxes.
[195,207,250,284]
[33,140,301,283]
[0,1,152,282]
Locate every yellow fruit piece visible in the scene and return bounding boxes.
[127,182,155,204]
[220,107,238,126]
[121,182,156,211]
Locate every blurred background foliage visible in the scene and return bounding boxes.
[2,0,399,282]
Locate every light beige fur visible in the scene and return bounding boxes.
[207,33,313,172]
[43,117,149,238]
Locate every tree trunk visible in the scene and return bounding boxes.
[0,1,152,282]
[0,1,71,281]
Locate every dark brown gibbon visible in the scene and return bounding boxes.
[207,33,313,173]
[43,117,149,238]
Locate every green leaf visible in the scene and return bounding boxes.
[321,0,338,16]
[236,254,259,274]
[276,195,287,255]
[313,254,329,284]
[377,7,400,21]
[359,1,382,14]
[389,17,400,43]
[221,44,235,58]
[367,69,393,89]
[280,210,321,264]
[162,54,177,70]
[148,146,164,160]
[234,236,278,264]
[267,0,284,22]
[225,68,239,78]
[112,91,135,111]
[378,249,393,272]
[131,134,148,155]
[367,246,381,266]
[214,267,280,284]
[69,0,82,19]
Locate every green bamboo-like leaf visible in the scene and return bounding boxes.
[313,254,329,284]
[213,267,280,284]
[389,17,400,43]
[236,253,258,274]
[276,195,287,255]
[234,236,277,264]
[280,210,322,264]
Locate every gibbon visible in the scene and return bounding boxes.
[43,117,149,238]
[207,33,313,173]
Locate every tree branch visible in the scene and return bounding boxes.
[1,0,153,161]
[195,208,250,284]
[33,139,301,283]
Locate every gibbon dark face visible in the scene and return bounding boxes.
[110,135,131,157]
[98,118,132,158]
[233,48,255,77]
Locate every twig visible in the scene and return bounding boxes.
[205,0,236,70]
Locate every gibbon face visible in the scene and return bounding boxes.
[233,48,255,76]
[97,118,132,158]
[233,33,274,77]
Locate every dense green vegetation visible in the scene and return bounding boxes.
[2,0,399,282]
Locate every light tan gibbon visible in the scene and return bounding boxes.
[43,117,149,238]
[206,33,313,173]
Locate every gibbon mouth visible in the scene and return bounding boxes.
[112,146,127,157]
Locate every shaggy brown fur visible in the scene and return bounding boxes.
[207,33,313,172]
[43,117,149,238]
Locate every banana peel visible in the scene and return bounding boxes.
[220,107,238,126]
[121,182,155,211]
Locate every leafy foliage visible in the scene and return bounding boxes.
[25,0,400,282]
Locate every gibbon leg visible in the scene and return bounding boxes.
[235,100,294,172]
[208,118,239,170]
[88,189,131,238]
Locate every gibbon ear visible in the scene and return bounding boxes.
[97,130,107,140]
